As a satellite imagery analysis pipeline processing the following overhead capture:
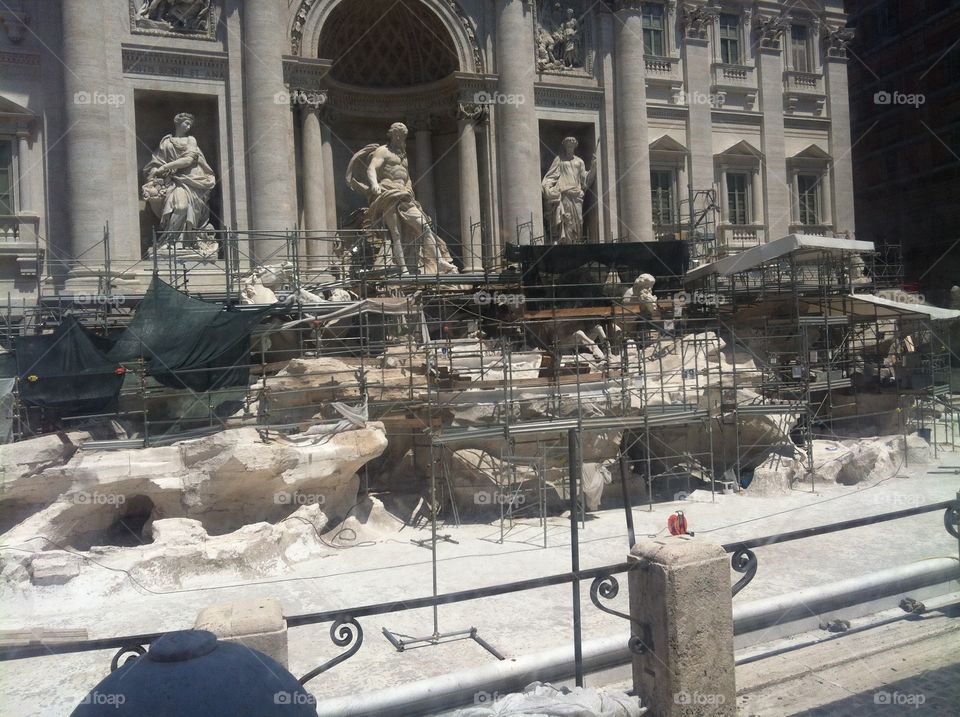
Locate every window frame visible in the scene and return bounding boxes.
[718,13,741,65]
[725,171,751,226]
[789,24,813,72]
[642,3,666,57]
[796,173,821,226]
[650,168,677,232]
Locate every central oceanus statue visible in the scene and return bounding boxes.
[346,122,458,275]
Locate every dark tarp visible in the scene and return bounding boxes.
[15,316,124,416]
[108,275,267,392]
[504,241,688,280]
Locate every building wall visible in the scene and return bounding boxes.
[846,0,960,302]
[0,0,855,307]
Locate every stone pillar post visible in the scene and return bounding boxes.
[241,0,296,258]
[61,0,112,272]
[413,119,437,220]
[756,25,790,241]
[300,103,328,262]
[613,2,654,242]
[495,0,542,245]
[597,9,619,242]
[457,106,484,271]
[824,54,855,236]
[628,536,736,716]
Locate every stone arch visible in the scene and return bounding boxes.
[291,0,484,75]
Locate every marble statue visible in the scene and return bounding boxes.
[134,0,213,34]
[622,273,659,320]
[346,122,458,275]
[142,112,217,252]
[541,137,596,244]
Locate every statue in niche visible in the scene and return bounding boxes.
[142,112,217,254]
[346,122,458,275]
[133,0,214,34]
[536,3,582,72]
[541,137,597,244]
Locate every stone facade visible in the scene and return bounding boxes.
[0,0,854,303]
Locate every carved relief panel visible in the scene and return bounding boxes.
[129,0,220,40]
[534,1,594,76]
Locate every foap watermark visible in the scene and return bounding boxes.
[274,492,326,506]
[63,492,126,506]
[869,493,924,509]
[75,293,126,308]
[474,491,525,507]
[677,89,726,107]
[273,89,327,107]
[473,91,526,106]
[273,691,317,706]
[873,90,925,108]
[475,290,525,307]
[674,690,726,706]
[878,289,927,305]
[73,91,126,108]
[474,690,501,705]
[79,691,126,708]
[673,290,728,307]
[874,690,925,708]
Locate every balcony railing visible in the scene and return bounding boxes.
[783,70,824,95]
[712,63,756,86]
[719,224,765,251]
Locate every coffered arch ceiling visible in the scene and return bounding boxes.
[319,0,459,88]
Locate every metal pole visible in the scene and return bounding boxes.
[568,427,584,687]
[619,434,636,548]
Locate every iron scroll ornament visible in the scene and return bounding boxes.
[110,642,147,671]
[589,574,649,655]
[298,616,363,685]
[946,503,960,539]
[730,548,758,597]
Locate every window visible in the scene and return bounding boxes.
[719,14,740,64]
[0,141,13,216]
[650,170,675,230]
[790,25,812,72]
[642,4,666,57]
[797,174,820,225]
[726,172,749,225]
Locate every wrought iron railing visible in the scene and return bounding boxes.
[1,498,956,696]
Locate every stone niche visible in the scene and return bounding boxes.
[538,119,598,244]
[134,91,222,256]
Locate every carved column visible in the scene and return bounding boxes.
[241,0,296,258]
[412,116,437,220]
[495,0,542,245]
[756,14,790,241]
[458,104,484,271]
[682,4,718,195]
[823,26,856,236]
[320,119,337,233]
[61,0,112,274]
[613,1,654,241]
[16,132,32,213]
[300,100,328,262]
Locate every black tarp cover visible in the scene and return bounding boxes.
[15,316,124,415]
[504,241,689,278]
[108,276,266,391]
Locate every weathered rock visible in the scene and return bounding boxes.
[29,551,82,586]
[836,441,899,485]
[1,424,386,548]
[749,451,805,496]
